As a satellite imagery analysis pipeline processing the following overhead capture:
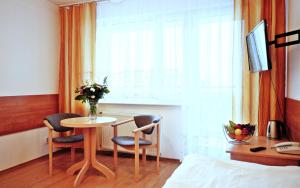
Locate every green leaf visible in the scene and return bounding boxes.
[228,126,235,134]
[103,76,108,85]
[75,95,87,103]
[103,88,110,94]
[229,120,236,127]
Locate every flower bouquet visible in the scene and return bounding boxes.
[75,77,110,120]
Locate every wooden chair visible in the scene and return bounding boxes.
[43,113,83,175]
[111,115,161,179]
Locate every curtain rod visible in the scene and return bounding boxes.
[59,0,108,7]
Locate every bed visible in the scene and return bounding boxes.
[163,154,300,188]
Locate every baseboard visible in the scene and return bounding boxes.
[96,149,180,162]
[0,148,180,174]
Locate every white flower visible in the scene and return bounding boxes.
[90,87,95,92]
[91,95,95,99]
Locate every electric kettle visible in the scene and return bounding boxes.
[266,120,287,140]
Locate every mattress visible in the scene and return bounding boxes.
[163,154,300,188]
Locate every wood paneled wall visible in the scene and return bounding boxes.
[0,94,58,136]
[286,98,300,141]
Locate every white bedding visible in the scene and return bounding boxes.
[163,154,300,188]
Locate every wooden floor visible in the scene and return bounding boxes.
[0,151,179,188]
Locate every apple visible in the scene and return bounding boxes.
[235,128,242,136]
[228,133,235,139]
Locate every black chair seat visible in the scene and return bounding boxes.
[45,113,81,132]
[53,135,84,143]
[111,136,152,146]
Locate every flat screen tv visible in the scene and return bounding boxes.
[246,20,272,72]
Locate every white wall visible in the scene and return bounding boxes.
[0,128,50,171]
[287,0,300,99]
[0,0,59,96]
[0,0,59,171]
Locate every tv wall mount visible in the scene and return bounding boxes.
[269,29,300,48]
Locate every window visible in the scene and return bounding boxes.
[95,0,234,105]
[96,0,242,159]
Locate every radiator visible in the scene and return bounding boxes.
[100,113,158,156]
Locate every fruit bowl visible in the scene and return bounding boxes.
[223,121,255,144]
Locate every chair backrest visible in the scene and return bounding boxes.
[45,113,81,132]
[134,115,160,135]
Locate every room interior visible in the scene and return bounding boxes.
[0,0,300,187]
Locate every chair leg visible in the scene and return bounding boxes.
[142,149,146,165]
[71,147,75,161]
[142,133,146,165]
[113,126,118,171]
[113,143,118,170]
[47,128,54,176]
[134,132,140,180]
[156,124,160,171]
[156,146,160,171]
[49,139,53,175]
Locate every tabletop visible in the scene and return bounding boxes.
[61,116,117,128]
[226,136,300,160]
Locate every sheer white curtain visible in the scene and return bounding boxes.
[96,0,242,159]
[179,1,242,159]
[96,0,189,104]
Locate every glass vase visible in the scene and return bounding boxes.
[88,100,98,120]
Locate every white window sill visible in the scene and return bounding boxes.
[99,98,182,106]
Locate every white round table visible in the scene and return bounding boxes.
[61,117,116,187]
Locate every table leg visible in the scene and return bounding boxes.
[67,160,85,175]
[74,160,90,187]
[67,127,115,187]
[90,127,115,179]
[73,128,91,187]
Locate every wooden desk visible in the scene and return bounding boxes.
[226,136,300,166]
[61,117,117,187]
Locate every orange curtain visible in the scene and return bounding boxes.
[58,2,96,115]
[234,0,261,125]
[235,0,286,135]
[258,0,286,136]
